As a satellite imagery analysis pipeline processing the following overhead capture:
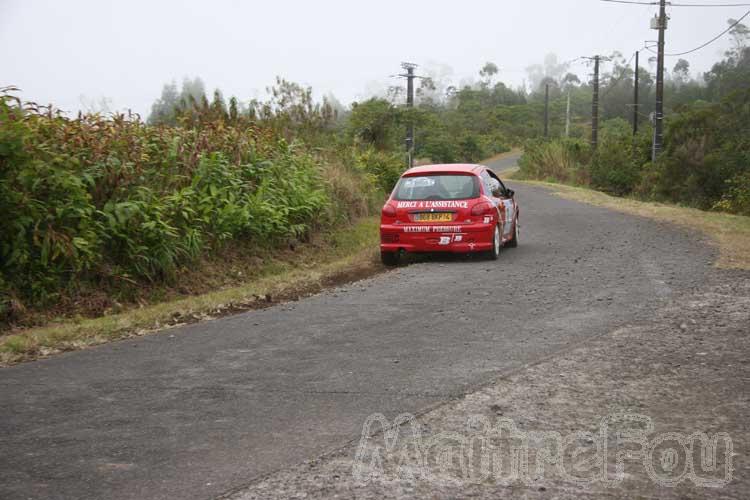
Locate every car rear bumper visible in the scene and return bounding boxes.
[380,223,494,253]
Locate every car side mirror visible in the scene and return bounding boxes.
[506,189,515,198]
[489,179,501,197]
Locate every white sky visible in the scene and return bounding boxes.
[1,0,745,116]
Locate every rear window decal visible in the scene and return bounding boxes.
[402,177,436,188]
[396,200,469,209]
[404,226,462,233]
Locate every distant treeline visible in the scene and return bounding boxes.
[518,20,750,216]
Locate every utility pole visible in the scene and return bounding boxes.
[565,89,571,138]
[653,0,667,160]
[401,62,418,168]
[591,55,600,150]
[633,50,639,137]
[544,83,550,138]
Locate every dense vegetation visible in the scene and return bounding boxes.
[518,20,750,216]
[0,84,389,324]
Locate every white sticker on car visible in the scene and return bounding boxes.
[395,200,469,209]
[403,226,463,233]
[503,200,515,237]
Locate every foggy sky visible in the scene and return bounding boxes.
[1,0,744,116]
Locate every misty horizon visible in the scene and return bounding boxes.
[2,0,746,117]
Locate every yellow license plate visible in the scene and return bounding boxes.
[416,213,452,222]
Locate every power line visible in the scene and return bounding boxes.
[669,3,750,6]
[601,0,658,4]
[644,9,750,55]
[601,0,750,6]
[601,1,657,5]
[561,56,586,66]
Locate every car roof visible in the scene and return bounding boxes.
[403,164,484,176]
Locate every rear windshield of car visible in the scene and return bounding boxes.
[393,174,479,201]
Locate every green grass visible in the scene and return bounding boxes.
[0,217,382,365]
[509,176,750,271]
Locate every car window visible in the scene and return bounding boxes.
[393,175,479,201]
[479,170,494,196]
[487,170,507,195]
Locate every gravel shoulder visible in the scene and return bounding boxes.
[228,271,750,499]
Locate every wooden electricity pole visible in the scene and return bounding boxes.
[652,0,667,159]
[633,50,639,137]
[544,83,550,138]
[401,62,418,168]
[591,55,600,150]
[565,90,571,138]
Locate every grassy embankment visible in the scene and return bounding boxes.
[0,217,381,365]
[0,89,395,365]
[507,169,750,271]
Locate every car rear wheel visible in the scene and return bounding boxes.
[488,225,501,260]
[381,251,400,266]
[507,217,519,248]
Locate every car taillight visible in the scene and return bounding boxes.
[382,204,396,217]
[471,202,492,216]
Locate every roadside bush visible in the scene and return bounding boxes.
[713,171,750,216]
[0,91,329,316]
[317,159,377,224]
[518,137,590,183]
[351,147,405,195]
[588,119,649,196]
[418,129,459,164]
[645,92,749,211]
[519,89,749,218]
[478,133,511,159]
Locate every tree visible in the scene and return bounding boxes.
[247,77,337,141]
[228,96,239,123]
[705,19,750,100]
[180,77,206,105]
[210,89,228,121]
[727,18,749,59]
[416,77,438,106]
[479,62,499,88]
[673,59,690,85]
[525,54,569,91]
[147,81,179,125]
[561,73,581,90]
[347,98,401,150]
[147,77,211,125]
[537,76,560,97]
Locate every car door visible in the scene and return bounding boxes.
[488,171,515,240]
[480,169,506,231]
[499,181,516,240]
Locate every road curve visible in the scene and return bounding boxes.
[0,153,716,500]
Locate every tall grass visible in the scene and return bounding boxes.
[517,138,591,184]
[0,88,372,322]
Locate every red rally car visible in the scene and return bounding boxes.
[380,164,519,266]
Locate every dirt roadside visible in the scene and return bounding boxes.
[226,270,750,499]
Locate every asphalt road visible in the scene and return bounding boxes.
[0,153,716,500]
